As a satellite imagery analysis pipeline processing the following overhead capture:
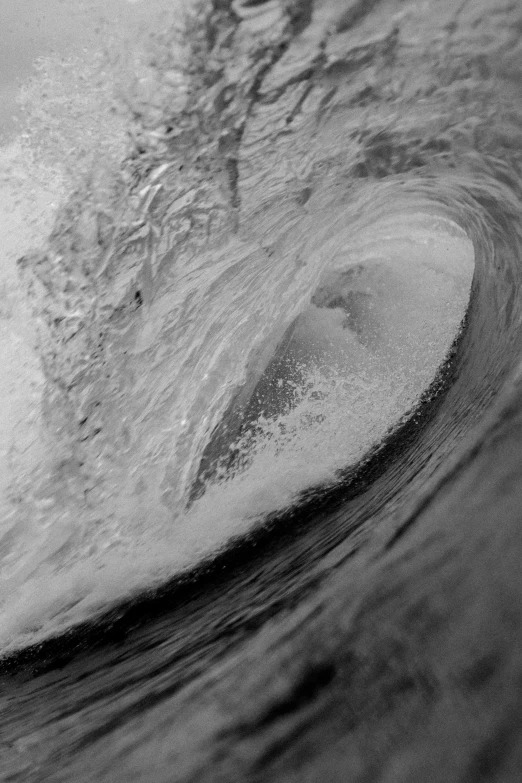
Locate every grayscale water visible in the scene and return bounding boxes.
[1,0,522,781]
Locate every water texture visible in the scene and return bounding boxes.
[0,0,474,651]
[2,0,522,781]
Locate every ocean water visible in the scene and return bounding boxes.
[1,0,522,781]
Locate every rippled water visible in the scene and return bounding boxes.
[2,0,522,780]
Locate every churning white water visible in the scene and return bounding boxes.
[0,2,474,653]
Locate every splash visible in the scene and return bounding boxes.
[193,213,474,506]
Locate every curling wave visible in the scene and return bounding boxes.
[2,0,522,781]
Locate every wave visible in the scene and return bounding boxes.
[0,18,477,650]
[2,0,522,780]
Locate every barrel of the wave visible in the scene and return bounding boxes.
[188,208,474,522]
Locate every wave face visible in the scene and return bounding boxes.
[0,3,476,650]
[2,0,522,781]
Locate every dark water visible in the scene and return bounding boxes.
[3,0,522,780]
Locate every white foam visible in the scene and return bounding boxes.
[0,141,64,511]
[0,0,190,651]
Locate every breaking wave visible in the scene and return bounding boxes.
[2,0,522,779]
[0,4,478,652]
